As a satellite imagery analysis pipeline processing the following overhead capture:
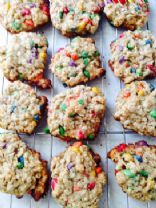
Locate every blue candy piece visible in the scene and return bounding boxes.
[133,155,143,162]
[145,40,152,45]
[130,68,136,73]
[149,83,155,91]
[10,105,16,113]
[18,156,24,163]
[34,115,40,122]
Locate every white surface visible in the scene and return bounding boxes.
[0,1,156,207]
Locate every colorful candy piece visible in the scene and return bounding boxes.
[59,126,65,136]
[78,99,84,105]
[139,170,148,177]
[87,182,96,190]
[78,130,85,140]
[44,127,50,134]
[34,115,40,122]
[135,140,148,146]
[83,70,90,78]
[92,87,100,94]
[133,155,143,162]
[122,169,135,178]
[87,134,94,140]
[150,110,156,119]
[117,144,127,152]
[95,167,103,174]
[51,178,58,190]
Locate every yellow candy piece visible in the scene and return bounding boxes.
[77,22,86,31]
[39,52,47,61]
[92,87,101,94]
[71,147,80,153]
[123,153,134,161]
[128,0,134,2]
[147,178,155,189]
[6,3,11,11]
[90,170,96,177]
[138,90,145,96]
[126,84,130,88]
[31,121,37,127]
[79,3,84,11]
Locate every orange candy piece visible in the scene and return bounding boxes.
[71,53,79,61]
[24,19,34,27]
[123,91,131,98]
[95,167,103,174]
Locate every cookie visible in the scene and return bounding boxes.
[114,81,156,137]
[0,133,48,201]
[0,81,47,134]
[108,140,156,201]
[0,0,49,33]
[50,37,104,87]
[51,142,106,207]
[50,0,104,37]
[104,0,149,30]
[109,30,156,83]
[47,85,105,141]
[0,32,51,89]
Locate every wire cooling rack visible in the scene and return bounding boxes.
[0,1,156,208]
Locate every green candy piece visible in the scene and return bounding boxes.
[60,103,67,111]
[69,113,77,118]
[18,73,24,81]
[90,14,96,19]
[150,109,156,119]
[87,134,94,140]
[29,40,35,48]
[69,8,75,13]
[59,126,65,136]
[122,169,135,178]
[78,99,84,105]
[144,0,148,3]
[139,170,148,177]
[127,42,134,50]
[59,11,63,18]
[136,69,143,76]
[81,50,88,58]
[83,70,90,78]
[94,50,100,57]
[44,127,50,134]
[12,21,22,31]
[83,58,89,66]
[16,162,24,169]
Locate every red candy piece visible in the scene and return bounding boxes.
[73,141,83,147]
[22,8,31,16]
[41,4,50,16]
[95,167,103,174]
[24,19,34,27]
[147,64,156,72]
[71,53,79,61]
[87,182,96,190]
[115,170,119,175]
[51,178,58,191]
[93,6,101,13]
[83,18,92,24]
[117,144,127,152]
[119,0,126,4]
[113,0,119,3]
[91,111,97,118]
[78,130,85,140]
[119,33,124,38]
[63,7,69,14]
[123,91,131,98]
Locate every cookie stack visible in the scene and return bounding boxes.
[0,0,155,207]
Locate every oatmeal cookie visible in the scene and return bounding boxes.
[0,133,48,201]
[0,32,51,88]
[51,142,106,207]
[0,0,49,33]
[50,0,104,37]
[48,85,106,141]
[108,140,156,201]
[103,0,149,30]
[0,81,47,134]
[109,30,156,83]
[50,37,104,87]
[114,81,156,137]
